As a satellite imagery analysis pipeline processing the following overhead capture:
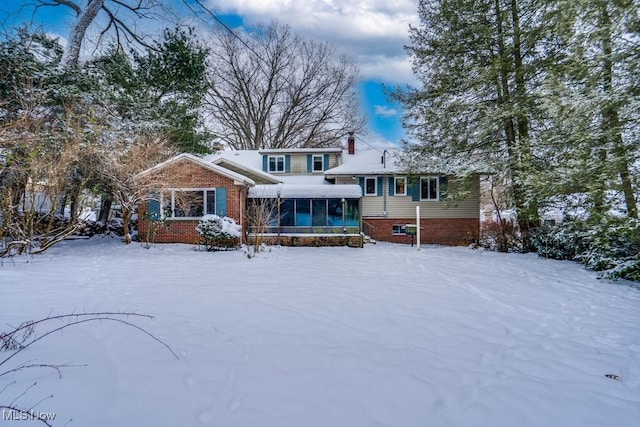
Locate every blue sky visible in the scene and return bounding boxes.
[0,0,419,148]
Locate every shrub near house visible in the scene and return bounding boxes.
[197,215,241,251]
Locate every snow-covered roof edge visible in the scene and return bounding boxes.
[211,157,283,184]
[258,148,343,154]
[134,153,256,186]
[249,184,362,199]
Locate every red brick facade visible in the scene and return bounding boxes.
[363,217,479,246]
[137,159,247,244]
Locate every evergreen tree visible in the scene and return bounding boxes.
[395,0,570,250]
[542,0,639,219]
[91,27,212,153]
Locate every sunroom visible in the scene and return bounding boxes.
[247,184,362,235]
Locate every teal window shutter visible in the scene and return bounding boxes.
[358,177,364,195]
[215,187,227,216]
[439,176,448,200]
[148,192,160,220]
[262,155,268,172]
[409,178,420,201]
[388,177,395,196]
[323,154,330,171]
[307,155,312,172]
[285,155,291,173]
[377,177,383,196]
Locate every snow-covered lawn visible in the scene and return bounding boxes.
[2,238,639,426]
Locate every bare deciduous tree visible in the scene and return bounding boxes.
[0,109,96,256]
[246,195,281,255]
[205,22,365,149]
[96,135,174,244]
[29,0,175,66]
[1,311,177,425]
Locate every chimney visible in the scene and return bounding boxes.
[347,132,355,155]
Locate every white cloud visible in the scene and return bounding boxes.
[374,105,398,118]
[357,55,418,86]
[205,0,419,84]
[356,130,407,150]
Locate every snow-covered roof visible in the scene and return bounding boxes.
[325,149,404,175]
[248,184,362,199]
[134,153,255,186]
[204,150,264,171]
[258,148,343,154]
[210,157,282,184]
[206,148,410,178]
[278,175,329,185]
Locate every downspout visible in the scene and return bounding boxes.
[240,185,247,244]
[382,150,388,217]
[341,198,346,233]
[277,190,281,245]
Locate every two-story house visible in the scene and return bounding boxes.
[135,136,480,247]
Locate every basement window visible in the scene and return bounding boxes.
[392,224,407,235]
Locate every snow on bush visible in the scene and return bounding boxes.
[533,217,640,281]
[196,214,241,251]
[479,218,520,252]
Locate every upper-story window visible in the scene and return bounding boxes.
[364,177,377,196]
[268,155,285,173]
[420,176,439,200]
[312,154,324,172]
[394,177,406,196]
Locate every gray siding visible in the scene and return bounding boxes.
[287,153,340,174]
[336,175,480,219]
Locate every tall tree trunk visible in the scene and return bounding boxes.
[122,205,133,244]
[592,148,608,216]
[62,0,105,66]
[59,192,68,216]
[495,0,536,250]
[69,186,81,224]
[599,2,638,218]
[98,196,112,225]
[510,0,539,248]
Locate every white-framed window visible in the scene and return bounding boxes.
[420,177,439,200]
[364,177,377,196]
[394,177,406,196]
[312,154,324,172]
[392,224,407,235]
[268,155,285,173]
[162,188,216,219]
